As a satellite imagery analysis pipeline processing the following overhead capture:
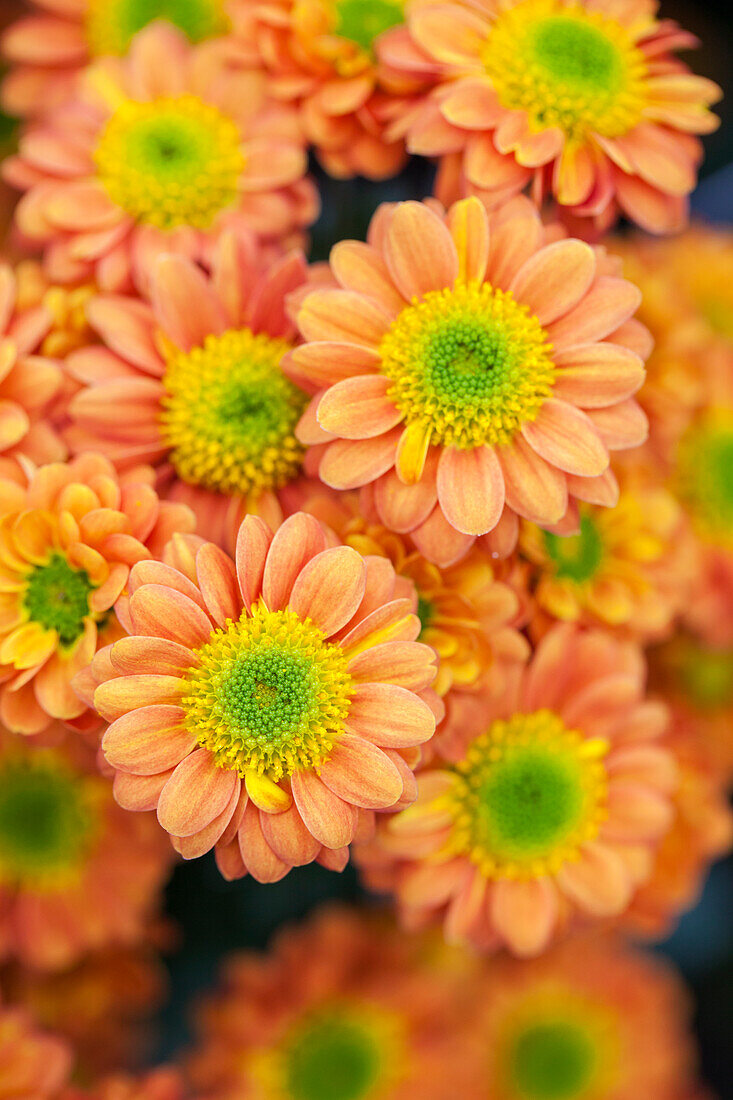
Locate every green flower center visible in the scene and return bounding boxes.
[333,0,404,53]
[85,0,230,56]
[160,328,307,497]
[677,417,733,539]
[94,95,244,231]
[379,281,555,449]
[285,1013,384,1100]
[448,711,608,877]
[543,515,604,583]
[483,1,647,142]
[24,553,94,647]
[509,1021,597,1100]
[0,756,97,888]
[183,608,353,780]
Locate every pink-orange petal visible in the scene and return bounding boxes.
[196,542,239,627]
[260,800,322,866]
[347,641,437,691]
[316,374,402,439]
[521,400,608,477]
[102,705,196,775]
[555,841,632,916]
[347,682,435,746]
[262,513,328,612]
[157,748,237,838]
[318,732,404,809]
[490,878,559,957]
[291,768,357,849]
[129,584,213,649]
[238,802,291,883]
[110,636,196,677]
[510,240,596,326]
[498,436,568,524]
[235,514,272,612]
[289,546,366,636]
[383,201,459,301]
[437,445,505,535]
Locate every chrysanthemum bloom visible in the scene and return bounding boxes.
[187,905,478,1100]
[93,512,438,882]
[0,452,194,735]
[0,731,172,972]
[60,1068,184,1100]
[520,475,692,639]
[2,0,234,118]
[3,24,317,293]
[292,196,649,565]
[356,624,676,956]
[379,0,721,234]
[472,935,700,1100]
[0,997,72,1100]
[226,0,411,180]
[66,235,315,551]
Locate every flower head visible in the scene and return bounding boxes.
[93,512,438,881]
[380,0,720,233]
[0,453,194,735]
[0,996,72,1100]
[68,236,315,550]
[3,24,317,293]
[357,624,676,955]
[292,196,648,565]
[187,905,477,1100]
[0,729,172,972]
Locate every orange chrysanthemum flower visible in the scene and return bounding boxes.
[0,996,72,1100]
[187,905,477,1100]
[0,730,172,972]
[471,935,701,1100]
[60,1068,184,1100]
[357,624,676,956]
[302,489,529,698]
[520,472,693,639]
[2,0,234,117]
[0,453,194,735]
[379,0,721,234]
[292,196,649,565]
[92,513,438,882]
[66,235,315,550]
[227,0,410,180]
[3,24,318,294]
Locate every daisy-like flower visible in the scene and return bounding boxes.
[92,512,438,882]
[2,0,233,117]
[292,196,649,565]
[227,0,410,180]
[0,996,72,1100]
[187,905,477,1100]
[471,935,701,1100]
[379,0,721,234]
[0,730,172,972]
[67,234,314,551]
[520,473,692,639]
[3,24,317,294]
[356,624,676,956]
[0,453,194,736]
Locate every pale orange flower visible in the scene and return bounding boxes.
[379,0,720,233]
[91,512,438,881]
[0,729,172,972]
[357,625,676,956]
[0,995,72,1100]
[66,233,316,551]
[291,195,649,566]
[0,453,194,735]
[3,24,317,294]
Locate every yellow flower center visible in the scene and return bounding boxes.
[444,710,608,879]
[483,0,647,143]
[85,0,230,57]
[94,95,245,231]
[160,328,307,497]
[182,607,353,780]
[379,280,555,449]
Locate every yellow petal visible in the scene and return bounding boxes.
[396,421,431,485]
[0,621,57,669]
[245,770,293,814]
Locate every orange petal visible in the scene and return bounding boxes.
[410,4,488,66]
[262,512,327,611]
[547,277,641,349]
[158,748,237,837]
[553,343,645,407]
[238,802,291,883]
[447,196,490,283]
[383,201,459,300]
[319,732,404,809]
[394,421,432,486]
[510,239,596,326]
[556,841,632,916]
[330,240,405,314]
[375,459,438,533]
[129,584,213,649]
[604,782,673,841]
[113,769,174,812]
[319,431,401,490]
[110,636,196,677]
[298,289,390,347]
[196,542,239,627]
[291,769,357,849]
[286,341,381,388]
[151,254,227,352]
[244,770,292,814]
[260,801,321,866]
[316,374,402,439]
[498,436,568,524]
[521,400,608,477]
[437,445,505,535]
[103,705,196,775]
[347,682,435,747]
[348,641,436,691]
[339,599,419,655]
[94,674,187,721]
[235,514,272,612]
[289,546,366,636]
[490,878,559,957]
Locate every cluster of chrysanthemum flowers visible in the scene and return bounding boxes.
[0,0,729,1096]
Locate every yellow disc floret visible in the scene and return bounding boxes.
[94,94,245,230]
[183,608,354,780]
[379,280,555,449]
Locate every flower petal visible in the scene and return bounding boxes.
[129,584,213,648]
[490,878,559,957]
[260,800,321,866]
[383,201,459,300]
[262,512,327,611]
[347,682,435,746]
[238,802,291,883]
[316,375,402,439]
[102,705,195,775]
[437,445,505,535]
[291,769,357,848]
[521,400,608,477]
[348,641,437,691]
[236,514,272,612]
[319,732,404,809]
[157,748,237,837]
[196,542,240,627]
[289,546,366,636]
[556,842,632,916]
[510,240,596,326]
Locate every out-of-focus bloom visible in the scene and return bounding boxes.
[302,489,529,698]
[187,905,477,1099]
[0,730,172,972]
[292,196,648,565]
[357,625,676,956]
[2,0,233,117]
[92,513,438,882]
[60,1068,184,1100]
[1,946,168,1076]
[380,0,720,234]
[0,453,194,735]
[3,24,317,293]
[520,474,692,639]
[0,995,72,1099]
[66,234,314,550]
[227,0,410,180]
[471,935,701,1099]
